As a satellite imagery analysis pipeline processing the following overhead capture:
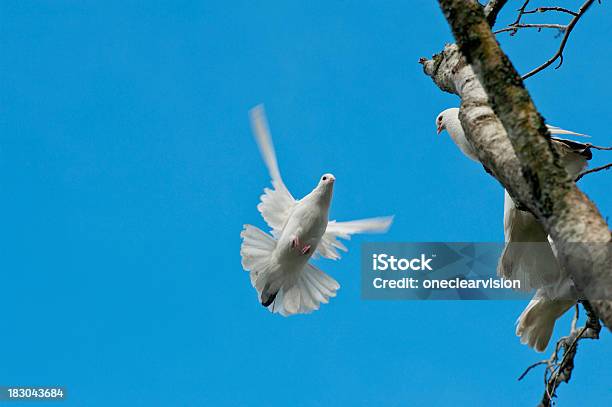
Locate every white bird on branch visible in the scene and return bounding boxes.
[435,107,592,352]
[241,104,393,316]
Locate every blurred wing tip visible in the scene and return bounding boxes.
[376,215,395,231]
[249,103,265,115]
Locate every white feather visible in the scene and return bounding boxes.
[546,124,589,138]
[316,216,394,260]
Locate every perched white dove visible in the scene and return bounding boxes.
[435,107,589,163]
[436,107,592,352]
[241,104,393,316]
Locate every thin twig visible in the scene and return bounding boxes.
[523,7,578,17]
[505,0,532,36]
[494,23,566,34]
[518,302,601,407]
[570,304,579,332]
[541,303,601,406]
[575,162,612,181]
[513,0,531,25]
[518,360,548,381]
[522,0,597,79]
[585,143,612,151]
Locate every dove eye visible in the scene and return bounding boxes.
[322,176,327,181]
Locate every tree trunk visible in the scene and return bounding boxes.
[420,0,612,328]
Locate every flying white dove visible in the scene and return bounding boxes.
[436,107,592,352]
[241,104,393,316]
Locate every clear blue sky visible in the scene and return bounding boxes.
[1,1,611,406]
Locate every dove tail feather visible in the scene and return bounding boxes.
[240,225,340,316]
[261,290,277,307]
[276,263,340,316]
[516,298,574,352]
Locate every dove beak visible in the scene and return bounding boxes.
[436,124,443,134]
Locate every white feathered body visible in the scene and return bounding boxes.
[438,107,590,352]
[256,192,331,303]
[276,193,329,267]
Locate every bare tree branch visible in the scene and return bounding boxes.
[508,0,532,34]
[492,0,597,78]
[576,163,612,182]
[521,0,597,79]
[420,0,612,327]
[494,23,566,35]
[584,143,612,151]
[518,302,601,407]
[523,7,579,17]
[483,0,509,26]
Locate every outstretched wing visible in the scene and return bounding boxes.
[249,105,297,236]
[315,216,394,260]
